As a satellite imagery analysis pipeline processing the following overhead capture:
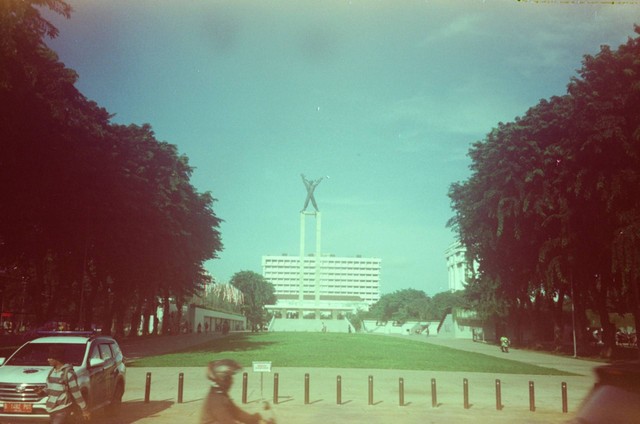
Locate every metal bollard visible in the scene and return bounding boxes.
[178,373,184,404]
[399,378,404,406]
[273,373,279,405]
[304,373,310,404]
[561,382,568,413]
[431,378,437,408]
[368,375,374,405]
[529,381,535,412]
[144,372,151,403]
[337,375,342,405]
[495,379,502,410]
[463,378,469,409]
[242,372,248,404]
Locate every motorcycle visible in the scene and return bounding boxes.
[500,336,510,353]
[261,400,277,424]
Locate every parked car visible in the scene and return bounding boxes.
[569,361,640,423]
[0,331,126,422]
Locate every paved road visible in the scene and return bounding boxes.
[100,332,599,424]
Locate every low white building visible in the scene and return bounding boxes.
[187,305,246,333]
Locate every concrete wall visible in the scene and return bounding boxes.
[437,313,474,339]
[270,318,353,333]
[362,320,434,335]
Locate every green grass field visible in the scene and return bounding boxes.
[130,333,575,375]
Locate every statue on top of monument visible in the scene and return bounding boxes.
[301,173,323,212]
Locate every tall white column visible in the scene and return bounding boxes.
[315,212,322,307]
[299,212,306,304]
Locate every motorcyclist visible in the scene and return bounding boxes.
[500,336,510,353]
[200,359,271,424]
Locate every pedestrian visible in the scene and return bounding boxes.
[38,346,90,424]
[200,359,270,424]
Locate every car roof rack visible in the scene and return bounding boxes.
[34,330,98,338]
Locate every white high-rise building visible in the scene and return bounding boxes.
[262,254,381,307]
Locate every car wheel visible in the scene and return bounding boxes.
[106,381,124,415]
[81,390,92,422]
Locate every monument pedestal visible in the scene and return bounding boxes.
[299,211,321,318]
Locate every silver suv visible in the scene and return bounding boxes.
[0,332,126,422]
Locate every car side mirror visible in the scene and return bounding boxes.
[88,357,106,368]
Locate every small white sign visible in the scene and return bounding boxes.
[252,361,272,372]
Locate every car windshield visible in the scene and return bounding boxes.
[6,343,85,367]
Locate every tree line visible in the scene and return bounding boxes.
[448,26,640,356]
[1,0,222,336]
[353,289,468,328]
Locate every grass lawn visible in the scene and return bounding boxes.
[130,333,575,375]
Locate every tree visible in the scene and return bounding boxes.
[367,289,471,324]
[0,0,224,335]
[195,283,244,314]
[449,95,577,345]
[368,289,434,323]
[449,26,640,355]
[1,0,103,328]
[230,271,276,331]
[429,291,469,320]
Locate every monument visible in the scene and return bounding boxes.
[299,174,323,316]
[262,175,381,330]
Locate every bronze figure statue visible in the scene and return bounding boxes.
[301,174,323,212]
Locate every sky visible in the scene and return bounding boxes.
[43,0,640,296]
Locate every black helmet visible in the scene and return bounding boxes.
[207,359,242,390]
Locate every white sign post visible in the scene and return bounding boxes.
[252,361,272,399]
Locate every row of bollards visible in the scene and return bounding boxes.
[142,371,570,413]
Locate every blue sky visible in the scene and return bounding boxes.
[45,0,640,296]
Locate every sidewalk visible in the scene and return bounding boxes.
[398,334,600,376]
[104,333,598,424]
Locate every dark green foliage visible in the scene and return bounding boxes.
[230,271,277,331]
[0,1,222,335]
[366,289,469,323]
[448,26,640,354]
